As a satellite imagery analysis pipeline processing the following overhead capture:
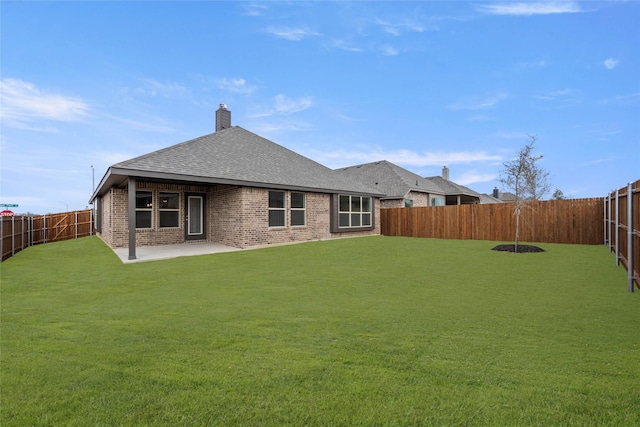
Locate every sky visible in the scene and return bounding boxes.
[1,1,639,214]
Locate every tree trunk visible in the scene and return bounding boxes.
[514,206,520,252]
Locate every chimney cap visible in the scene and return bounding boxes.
[219,103,228,110]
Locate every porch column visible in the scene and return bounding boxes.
[128,177,137,260]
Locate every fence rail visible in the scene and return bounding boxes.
[605,180,640,291]
[381,198,604,245]
[1,210,94,262]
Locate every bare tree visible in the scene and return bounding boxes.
[499,135,550,251]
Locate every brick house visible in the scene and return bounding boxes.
[338,162,482,208]
[90,105,382,260]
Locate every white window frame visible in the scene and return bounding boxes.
[338,195,372,229]
[135,191,153,229]
[268,191,286,227]
[159,192,180,228]
[290,192,306,227]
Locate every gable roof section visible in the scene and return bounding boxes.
[425,175,481,198]
[91,126,382,200]
[337,160,444,200]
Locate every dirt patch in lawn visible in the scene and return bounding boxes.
[492,244,545,253]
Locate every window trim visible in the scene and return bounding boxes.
[159,192,180,228]
[135,190,153,229]
[268,190,286,228]
[290,192,306,227]
[330,194,375,233]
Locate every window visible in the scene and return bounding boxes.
[135,191,153,229]
[431,197,445,206]
[338,195,372,228]
[404,199,414,208]
[268,191,285,227]
[290,192,306,226]
[159,192,180,228]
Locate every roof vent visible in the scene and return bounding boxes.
[216,104,231,132]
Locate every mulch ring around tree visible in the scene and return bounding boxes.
[492,244,545,253]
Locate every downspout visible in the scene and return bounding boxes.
[128,177,137,260]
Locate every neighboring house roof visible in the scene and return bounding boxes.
[498,191,517,202]
[91,126,382,201]
[479,193,504,204]
[425,176,482,199]
[336,160,444,200]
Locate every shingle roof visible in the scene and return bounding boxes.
[92,126,382,200]
[425,176,481,198]
[336,160,444,199]
[479,193,504,204]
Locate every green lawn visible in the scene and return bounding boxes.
[1,236,638,426]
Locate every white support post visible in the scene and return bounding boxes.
[628,183,634,293]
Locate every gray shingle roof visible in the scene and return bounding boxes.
[337,160,444,199]
[425,176,481,198]
[93,126,382,199]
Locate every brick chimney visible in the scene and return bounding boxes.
[216,104,231,132]
[442,166,450,181]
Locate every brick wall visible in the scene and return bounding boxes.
[380,191,431,208]
[98,182,380,249]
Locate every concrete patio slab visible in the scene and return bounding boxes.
[112,242,242,263]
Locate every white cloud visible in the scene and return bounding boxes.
[374,18,426,35]
[333,39,363,52]
[603,58,619,69]
[456,170,498,186]
[131,79,187,97]
[273,94,312,114]
[265,27,321,41]
[216,77,256,94]
[0,78,90,130]
[241,3,268,17]
[311,148,502,169]
[534,88,572,100]
[447,93,509,110]
[380,44,399,56]
[480,2,583,16]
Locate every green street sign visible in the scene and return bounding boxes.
[0,204,18,207]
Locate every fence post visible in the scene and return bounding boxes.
[90,208,93,236]
[603,197,607,245]
[43,214,47,244]
[75,211,78,239]
[11,216,15,257]
[628,183,634,293]
[609,193,613,252]
[615,189,620,266]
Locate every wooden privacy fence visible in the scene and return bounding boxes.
[1,210,95,262]
[604,180,640,291]
[381,198,604,245]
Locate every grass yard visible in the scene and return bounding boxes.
[1,236,638,426]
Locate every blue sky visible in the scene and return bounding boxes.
[1,1,638,214]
